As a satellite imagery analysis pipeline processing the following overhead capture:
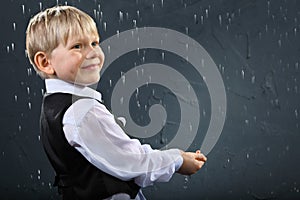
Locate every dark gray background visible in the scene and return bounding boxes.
[0,0,300,199]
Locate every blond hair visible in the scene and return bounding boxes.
[26,5,99,78]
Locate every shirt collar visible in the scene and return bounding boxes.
[45,79,103,102]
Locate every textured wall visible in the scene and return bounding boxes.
[0,0,299,199]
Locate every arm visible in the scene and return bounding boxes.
[63,99,183,187]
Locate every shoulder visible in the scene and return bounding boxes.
[62,98,104,125]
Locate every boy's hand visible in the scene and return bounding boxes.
[177,150,207,175]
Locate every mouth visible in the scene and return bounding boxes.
[81,63,100,70]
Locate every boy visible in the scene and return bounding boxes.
[26,5,207,200]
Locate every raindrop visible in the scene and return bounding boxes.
[14,95,18,102]
[205,9,209,18]
[194,14,197,24]
[189,122,192,132]
[246,153,249,159]
[119,11,123,22]
[27,87,30,94]
[38,135,40,141]
[28,102,32,110]
[121,74,125,84]
[133,19,137,28]
[245,119,249,125]
[295,109,298,118]
[21,5,25,15]
[103,22,107,32]
[200,15,204,24]
[11,43,15,51]
[18,125,22,132]
[7,46,10,53]
[185,27,188,35]
[183,175,189,189]
[161,52,165,61]
[107,45,110,54]
[93,9,97,19]
[218,14,222,26]
[137,10,140,19]
[294,27,297,36]
[13,22,16,31]
[241,69,245,79]
[161,0,164,7]
[152,3,155,12]
[120,97,124,105]
[39,2,42,11]
[109,79,112,87]
[278,39,282,47]
[251,75,255,84]
[188,84,191,92]
[136,88,139,97]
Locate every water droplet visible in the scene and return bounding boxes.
[7,46,10,53]
[241,69,245,79]
[185,27,189,35]
[183,175,189,189]
[200,15,204,24]
[28,102,32,110]
[109,79,112,87]
[107,45,110,54]
[246,153,249,159]
[18,125,22,132]
[251,75,256,84]
[161,0,164,7]
[11,43,15,51]
[27,87,30,94]
[120,97,124,105]
[194,14,197,24]
[103,22,107,32]
[278,39,282,47]
[133,19,137,28]
[245,119,249,125]
[218,14,222,26]
[27,68,32,76]
[21,5,25,15]
[14,95,18,102]
[39,2,42,11]
[295,109,298,118]
[119,11,123,22]
[13,22,16,31]
[205,9,209,18]
[161,52,165,61]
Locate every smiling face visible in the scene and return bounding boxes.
[48,34,105,86]
[26,6,105,85]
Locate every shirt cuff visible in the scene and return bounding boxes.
[175,155,183,171]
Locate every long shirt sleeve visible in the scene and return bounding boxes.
[62,98,183,188]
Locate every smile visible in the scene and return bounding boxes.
[81,64,99,70]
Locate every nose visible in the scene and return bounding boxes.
[86,45,103,59]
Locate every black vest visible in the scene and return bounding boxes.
[40,93,140,199]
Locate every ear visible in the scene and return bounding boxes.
[34,51,55,75]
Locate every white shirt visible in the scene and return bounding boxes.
[45,79,183,200]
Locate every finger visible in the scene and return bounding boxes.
[196,150,201,154]
[196,153,207,162]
